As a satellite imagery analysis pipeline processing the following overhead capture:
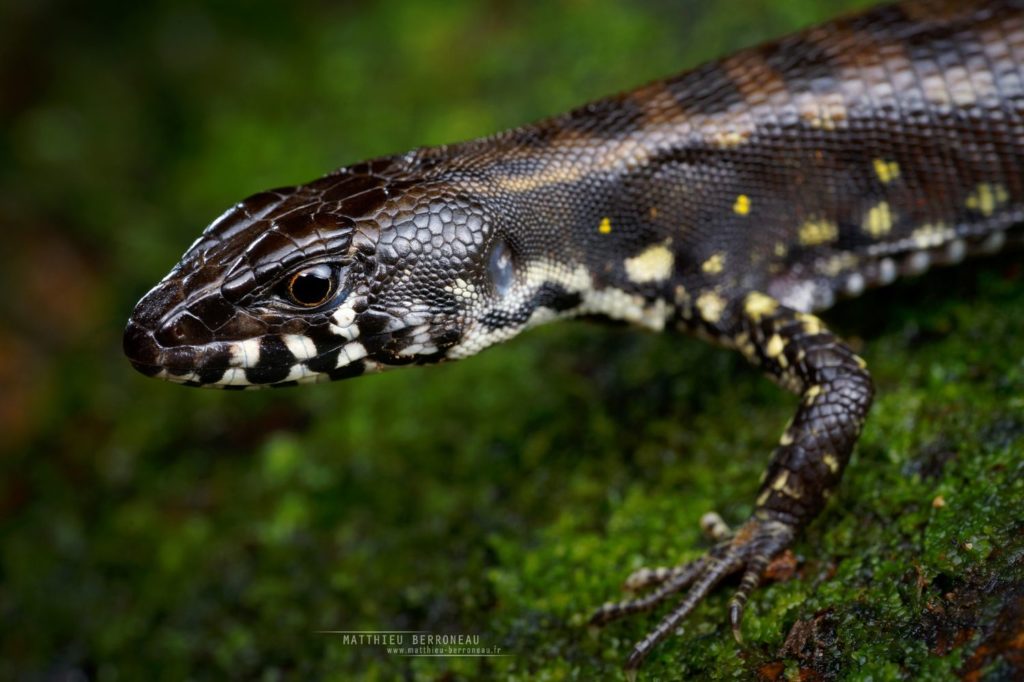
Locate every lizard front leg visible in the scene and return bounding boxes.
[589,291,874,673]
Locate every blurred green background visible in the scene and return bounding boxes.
[2,0,1022,679]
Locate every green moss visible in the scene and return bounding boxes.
[2,0,1022,680]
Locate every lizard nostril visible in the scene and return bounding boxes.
[155,312,214,347]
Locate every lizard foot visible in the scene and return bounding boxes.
[588,514,796,673]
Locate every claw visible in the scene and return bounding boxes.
[591,516,797,671]
[729,602,744,643]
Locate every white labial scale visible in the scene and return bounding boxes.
[229,337,262,368]
[284,363,322,383]
[295,372,331,385]
[219,368,254,386]
[329,305,361,340]
[406,325,433,344]
[398,342,439,357]
[336,342,368,367]
[283,334,318,361]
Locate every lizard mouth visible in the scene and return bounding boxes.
[123,314,370,389]
[123,318,254,386]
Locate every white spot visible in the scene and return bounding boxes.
[946,239,967,264]
[445,277,478,300]
[283,334,318,361]
[878,258,897,285]
[911,223,953,249]
[772,279,817,313]
[815,287,835,310]
[845,272,866,297]
[586,289,670,330]
[624,244,674,283]
[905,251,931,275]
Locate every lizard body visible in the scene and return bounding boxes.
[124,0,1024,671]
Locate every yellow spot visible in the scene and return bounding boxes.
[855,356,867,370]
[965,182,1009,217]
[765,334,785,358]
[771,471,790,491]
[911,222,952,249]
[711,129,749,148]
[734,332,757,360]
[744,292,778,321]
[799,218,839,246]
[804,384,824,405]
[757,490,771,506]
[797,92,848,131]
[796,313,824,335]
[674,284,690,303]
[696,291,727,324]
[598,217,612,234]
[702,252,725,274]
[624,243,674,283]
[823,453,840,474]
[818,252,860,278]
[733,194,751,216]
[872,158,900,184]
[862,201,894,237]
[779,431,794,446]
[774,242,787,257]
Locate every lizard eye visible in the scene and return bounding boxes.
[488,239,514,295]
[283,264,336,308]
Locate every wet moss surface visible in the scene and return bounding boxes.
[2,0,1022,679]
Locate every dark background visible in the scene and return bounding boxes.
[2,1,1022,679]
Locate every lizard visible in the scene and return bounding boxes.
[123,0,1024,673]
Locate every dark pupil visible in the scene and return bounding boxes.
[290,267,333,306]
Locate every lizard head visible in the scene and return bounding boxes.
[123,154,585,388]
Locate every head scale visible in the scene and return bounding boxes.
[123,153,583,388]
